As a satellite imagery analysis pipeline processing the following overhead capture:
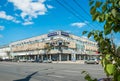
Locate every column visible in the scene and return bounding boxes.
[28,56,31,60]
[41,55,43,61]
[37,55,39,60]
[67,54,69,61]
[19,56,21,60]
[79,55,81,60]
[34,55,36,60]
[59,54,61,61]
[49,54,51,60]
[71,53,76,62]
[84,55,86,60]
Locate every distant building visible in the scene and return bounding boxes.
[0,31,99,62]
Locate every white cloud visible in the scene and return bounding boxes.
[0,11,14,20]
[22,21,34,25]
[47,5,54,9]
[0,26,4,31]
[8,0,47,21]
[71,22,87,28]
[0,11,20,23]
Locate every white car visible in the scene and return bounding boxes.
[84,59,99,64]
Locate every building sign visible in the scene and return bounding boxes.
[48,32,58,37]
[61,31,69,37]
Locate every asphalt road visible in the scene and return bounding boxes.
[0,62,106,81]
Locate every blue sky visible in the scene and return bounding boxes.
[0,0,119,46]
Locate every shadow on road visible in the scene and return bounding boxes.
[13,71,38,81]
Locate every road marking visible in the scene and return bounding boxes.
[63,70,80,73]
[48,75,64,78]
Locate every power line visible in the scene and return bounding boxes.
[59,0,95,29]
[73,0,103,28]
[73,0,90,17]
[55,0,84,22]
[63,0,89,22]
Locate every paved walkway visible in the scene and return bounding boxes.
[52,60,85,64]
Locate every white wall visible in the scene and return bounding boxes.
[0,46,10,59]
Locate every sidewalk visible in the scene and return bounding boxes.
[52,60,85,64]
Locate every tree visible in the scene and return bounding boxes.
[82,0,120,81]
[44,43,54,60]
[89,0,120,35]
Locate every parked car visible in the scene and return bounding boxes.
[27,59,35,62]
[42,59,52,63]
[84,59,99,64]
[27,59,42,63]
[19,59,27,62]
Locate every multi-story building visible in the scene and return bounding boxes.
[9,30,99,62]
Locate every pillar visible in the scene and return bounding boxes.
[34,55,36,60]
[19,56,21,60]
[84,55,86,60]
[37,55,39,60]
[67,54,69,61]
[79,55,81,60]
[41,55,43,61]
[59,54,61,61]
[28,56,31,60]
[49,54,51,60]
[71,53,76,62]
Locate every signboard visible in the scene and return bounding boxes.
[61,31,69,37]
[48,32,58,37]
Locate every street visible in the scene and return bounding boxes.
[0,62,106,81]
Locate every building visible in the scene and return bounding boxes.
[10,31,99,61]
[0,45,11,60]
[1,31,99,62]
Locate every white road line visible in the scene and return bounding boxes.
[63,70,80,73]
[63,70,105,75]
[48,75,64,78]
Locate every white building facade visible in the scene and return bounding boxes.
[0,45,11,59]
[1,31,99,61]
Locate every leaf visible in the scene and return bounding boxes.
[81,71,86,74]
[100,14,105,22]
[96,14,105,22]
[94,34,99,41]
[117,75,120,81]
[92,12,100,21]
[119,1,120,6]
[85,74,91,80]
[90,6,96,15]
[89,0,94,6]
[99,31,103,37]
[99,38,103,43]
[82,31,88,35]
[95,1,102,7]
[116,11,120,20]
[88,32,93,38]
[102,4,107,12]
[111,9,117,17]
[106,64,116,75]
[105,54,111,60]
[105,14,109,20]
[102,57,110,68]
[104,24,112,35]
